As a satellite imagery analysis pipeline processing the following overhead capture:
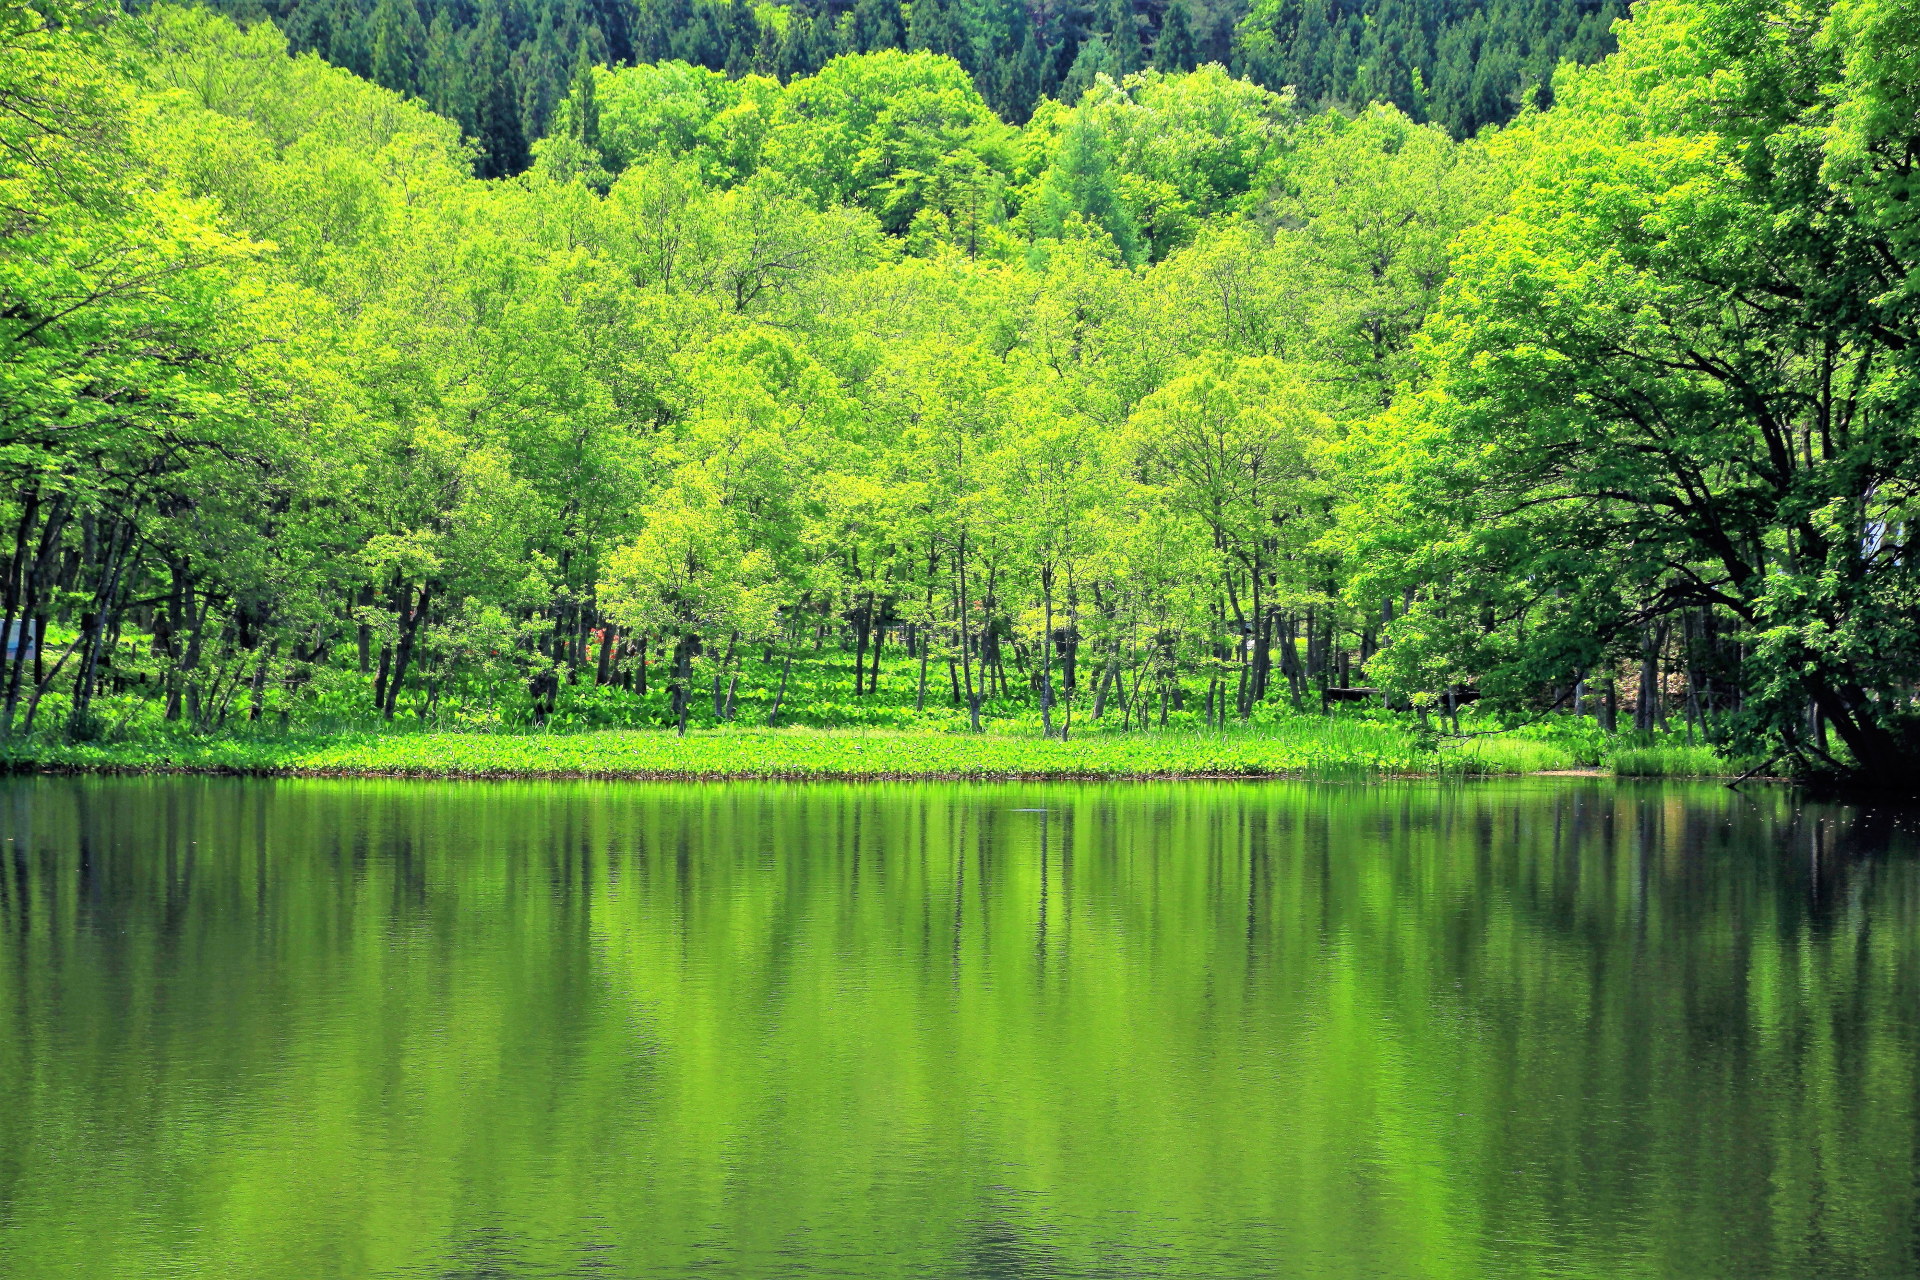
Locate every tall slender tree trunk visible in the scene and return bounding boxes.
[67,519,134,737]
[1092,646,1119,720]
[711,630,737,718]
[373,644,393,715]
[1038,563,1056,739]
[596,624,618,685]
[1059,568,1077,741]
[915,546,937,713]
[672,634,693,736]
[3,500,68,738]
[249,641,275,722]
[955,532,980,732]
[383,583,432,719]
[175,588,212,726]
[916,632,931,713]
[1246,560,1264,714]
[1279,612,1303,711]
[768,625,797,726]
[0,491,40,732]
[356,583,374,674]
[1635,623,1659,734]
[852,593,871,696]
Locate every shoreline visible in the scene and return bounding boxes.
[0,726,1735,784]
[2,762,1727,784]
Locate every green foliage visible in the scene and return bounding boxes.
[1,1,1904,785]
[1238,0,1628,137]
[1340,0,1920,786]
[200,0,1625,180]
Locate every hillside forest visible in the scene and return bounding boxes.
[4,0,1919,783]
[206,0,1626,178]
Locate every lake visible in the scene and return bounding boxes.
[2,777,1917,1278]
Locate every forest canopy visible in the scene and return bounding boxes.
[198,0,1626,175]
[3,0,1917,783]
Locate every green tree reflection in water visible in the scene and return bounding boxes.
[1,779,1917,1278]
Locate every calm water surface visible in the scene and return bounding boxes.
[2,777,1919,1278]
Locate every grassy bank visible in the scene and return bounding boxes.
[0,719,1732,782]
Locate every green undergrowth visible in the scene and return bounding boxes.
[1610,740,1732,778]
[2,717,1731,782]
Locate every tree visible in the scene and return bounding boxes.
[568,38,600,150]
[1348,0,1920,783]
[472,7,528,177]
[1128,358,1328,715]
[1026,104,1143,264]
[766,49,1013,233]
[1266,103,1489,406]
[0,1,266,736]
[846,0,905,53]
[1155,0,1198,71]
[601,475,780,732]
[369,0,426,98]
[998,397,1114,736]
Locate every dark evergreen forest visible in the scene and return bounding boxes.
[200,0,1624,176]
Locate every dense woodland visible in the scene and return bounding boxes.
[3,0,1918,782]
[202,0,1625,175]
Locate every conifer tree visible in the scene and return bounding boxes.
[369,0,426,97]
[1098,0,1142,74]
[473,8,528,177]
[568,37,599,149]
[422,11,467,120]
[777,1,819,80]
[1155,0,1197,71]
[848,0,904,54]
[1060,31,1114,102]
[996,28,1045,121]
[1030,107,1142,263]
[723,0,760,75]
[326,0,370,78]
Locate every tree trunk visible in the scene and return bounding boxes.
[0,492,39,730]
[672,634,694,736]
[596,624,617,685]
[768,626,797,726]
[1092,647,1119,720]
[916,632,931,713]
[383,583,432,719]
[711,630,737,718]
[1279,613,1304,711]
[1,499,66,739]
[852,595,870,696]
[955,533,980,732]
[356,583,374,674]
[249,642,275,722]
[66,518,134,737]
[20,632,81,736]
[1636,623,1659,735]
[867,609,886,695]
[1038,564,1056,739]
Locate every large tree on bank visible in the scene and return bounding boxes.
[1350,0,1920,785]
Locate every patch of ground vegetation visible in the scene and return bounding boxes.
[5,649,1729,782]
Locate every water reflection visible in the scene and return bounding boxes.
[1,778,1918,1279]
